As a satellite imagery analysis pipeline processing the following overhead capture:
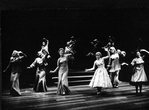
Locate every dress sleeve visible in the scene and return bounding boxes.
[131,59,135,66]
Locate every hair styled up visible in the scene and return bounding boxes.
[95,52,102,57]
[12,50,19,57]
[58,48,64,53]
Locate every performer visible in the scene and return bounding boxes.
[65,36,76,54]
[64,36,76,68]
[27,51,48,92]
[4,50,26,96]
[85,48,112,94]
[107,47,126,88]
[50,48,73,95]
[130,49,148,95]
[39,38,51,65]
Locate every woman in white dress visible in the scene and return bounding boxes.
[130,49,148,95]
[85,48,112,94]
[27,51,47,92]
[50,48,72,95]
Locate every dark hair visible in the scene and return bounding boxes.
[42,38,47,45]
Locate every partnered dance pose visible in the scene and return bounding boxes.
[107,46,126,88]
[65,36,76,54]
[27,51,48,92]
[130,49,148,95]
[39,38,51,65]
[50,48,73,95]
[85,48,112,94]
[4,50,26,96]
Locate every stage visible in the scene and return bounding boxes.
[2,82,149,110]
[1,4,149,110]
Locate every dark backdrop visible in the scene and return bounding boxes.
[1,9,149,89]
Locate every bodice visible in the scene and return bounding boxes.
[133,58,144,64]
[110,53,119,60]
[59,57,68,67]
[95,59,104,68]
[36,58,45,70]
[131,57,144,70]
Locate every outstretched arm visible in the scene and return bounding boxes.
[18,51,27,57]
[131,59,135,66]
[46,39,49,48]
[65,52,74,60]
[140,49,149,54]
[43,38,49,48]
[102,48,110,60]
[121,62,129,66]
[3,60,11,72]
[117,49,126,57]
[27,59,37,69]
[42,38,50,54]
[85,61,96,72]
[50,59,60,73]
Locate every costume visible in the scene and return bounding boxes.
[30,57,47,92]
[108,53,121,87]
[89,59,112,88]
[131,57,148,83]
[57,55,70,95]
[10,50,25,96]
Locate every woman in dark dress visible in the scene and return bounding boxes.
[4,50,26,96]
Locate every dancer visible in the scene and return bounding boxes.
[65,36,76,54]
[85,48,112,94]
[27,51,47,92]
[64,36,76,68]
[130,49,148,95]
[4,50,26,96]
[107,47,126,88]
[39,38,51,65]
[50,48,72,95]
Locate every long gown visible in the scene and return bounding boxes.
[10,58,22,96]
[89,59,112,88]
[31,58,47,92]
[57,56,71,95]
[131,57,148,84]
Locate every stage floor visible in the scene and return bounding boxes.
[2,82,149,110]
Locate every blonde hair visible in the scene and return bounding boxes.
[95,52,102,57]
[110,46,116,53]
[58,48,64,53]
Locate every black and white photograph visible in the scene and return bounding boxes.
[1,0,149,110]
